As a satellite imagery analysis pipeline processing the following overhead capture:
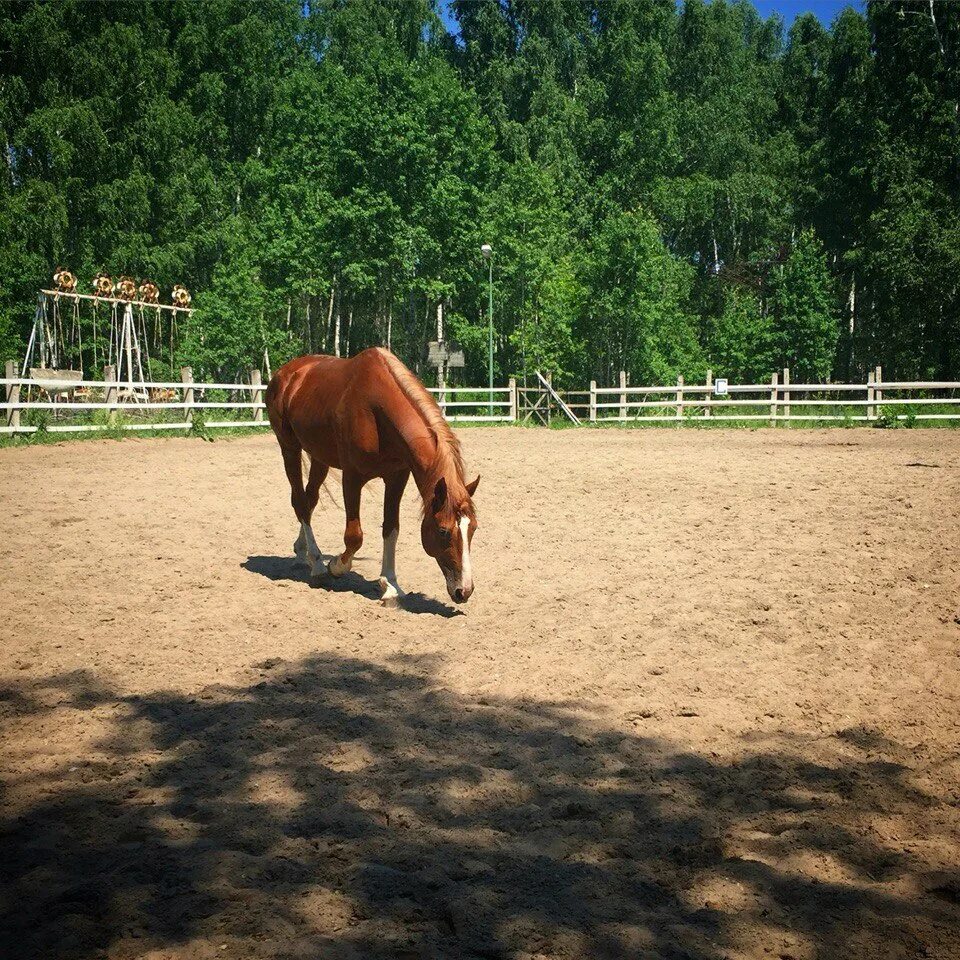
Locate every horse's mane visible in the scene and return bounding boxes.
[375,348,466,501]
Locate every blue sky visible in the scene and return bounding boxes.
[439,1,865,36]
[751,0,863,26]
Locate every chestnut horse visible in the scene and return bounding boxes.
[265,348,479,605]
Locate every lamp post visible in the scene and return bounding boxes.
[481,243,493,415]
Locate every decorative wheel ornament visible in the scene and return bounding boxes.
[53,267,77,293]
[114,276,137,301]
[92,273,114,297]
[138,280,160,304]
[171,284,192,309]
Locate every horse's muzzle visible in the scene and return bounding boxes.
[451,582,474,604]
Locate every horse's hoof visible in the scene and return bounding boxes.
[378,576,402,607]
[328,557,350,577]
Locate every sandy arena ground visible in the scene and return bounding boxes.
[1,427,959,960]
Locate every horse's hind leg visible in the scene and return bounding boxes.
[279,442,327,573]
[301,456,329,575]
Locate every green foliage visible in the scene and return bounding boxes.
[482,161,582,382]
[874,404,916,429]
[189,410,214,442]
[1,0,958,387]
[23,407,48,433]
[768,230,838,381]
[708,287,775,383]
[580,209,704,384]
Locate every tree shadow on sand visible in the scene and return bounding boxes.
[1,656,958,959]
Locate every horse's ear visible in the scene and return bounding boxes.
[465,474,480,497]
[432,477,448,513]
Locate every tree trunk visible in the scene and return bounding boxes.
[325,284,335,354]
[847,275,856,378]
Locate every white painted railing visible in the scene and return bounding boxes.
[0,362,267,435]
[428,381,517,423]
[3,361,957,435]
[578,366,960,424]
[0,363,520,434]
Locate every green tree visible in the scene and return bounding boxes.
[708,286,775,382]
[769,230,837,380]
[2,0,959,388]
[581,209,703,384]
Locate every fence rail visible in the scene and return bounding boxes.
[3,361,958,435]
[581,366,960,424]
[0,363,517,434]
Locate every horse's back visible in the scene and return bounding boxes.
[266,351,389,465]
[266,354,346,452]
[268,353,341,407]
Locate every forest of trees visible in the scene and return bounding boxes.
[1,0,958,387]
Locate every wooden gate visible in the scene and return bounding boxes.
[516,371,581,426]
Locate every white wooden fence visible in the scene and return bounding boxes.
[0,361,515,434]
[430,381,517,423]
[574,366,960,425]
[3,361,958,435]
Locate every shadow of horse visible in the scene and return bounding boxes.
[242,556,462,617]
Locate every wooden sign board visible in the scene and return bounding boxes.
[428,341,465,368]
[427,341,448,364]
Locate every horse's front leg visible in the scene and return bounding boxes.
[378,469,409,606]
[328,470,364,577]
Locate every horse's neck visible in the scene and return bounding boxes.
[385,386,443,494]
[378,359,463,497]
[405,431,441,496]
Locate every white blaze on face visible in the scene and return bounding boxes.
[458,515,473,592]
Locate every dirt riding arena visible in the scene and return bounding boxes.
[1,427,959,960]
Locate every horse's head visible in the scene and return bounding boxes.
[421,474,479,604]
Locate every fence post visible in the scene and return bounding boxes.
[675,375,684,424]
[546,370,552,426]
[5,359,20,431]
[589,380,597,422]
[437,362,447,419]
[782,367,790,424]
[251,368,263,423]
[181,366,194,427]
[867,369,875,421]
[104,364,117,425]
[770,371,778,426]
[618,370,627,422]
[508,377,517,422]
[705,368,713,419]
[874,365,883,413]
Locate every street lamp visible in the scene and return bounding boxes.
[481,243,493,415]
